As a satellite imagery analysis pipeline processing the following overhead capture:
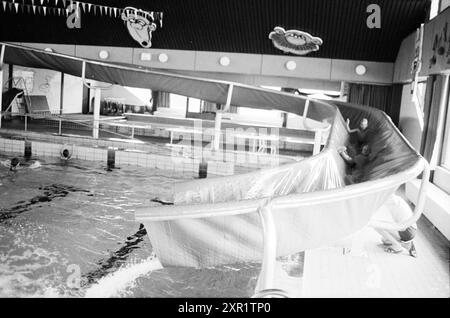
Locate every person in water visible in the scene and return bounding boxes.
[374,194,418,257]
[9,157,20,171]
[1,157,41,171]
[60,149,72,161]
[338,144,371,184]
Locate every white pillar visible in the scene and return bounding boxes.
[0,44,5,129]
[213,111,222,151]
[255,201,277,292]
[213,84,234,151]
[313,129,322,155]
[430,73,450,168]
[93,88,101,139]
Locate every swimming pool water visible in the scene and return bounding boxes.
[0,154,260,297]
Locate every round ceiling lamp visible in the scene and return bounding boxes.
[99,50,109,60]
[355,64,367,75]
[285,60,297,71]
[219,56,230,66]
[158,53,169,63]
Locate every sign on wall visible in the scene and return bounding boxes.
[429,21,450,69]
[121,7,158,48]
[268,26,323,55]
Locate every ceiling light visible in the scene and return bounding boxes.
[99,50,109,59]
[285,60,297,71]
[158,53,168,63]
[219,56,230,66]
[355,64,367,75]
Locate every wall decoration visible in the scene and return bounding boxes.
[429,22,450,68]
[0,1,163,47]
[268,26,322,55]
[13,69,35,93]
[121,7,158,48]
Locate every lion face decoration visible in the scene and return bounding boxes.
[268,27,323,55]
[122,7,157,48]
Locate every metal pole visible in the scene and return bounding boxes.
[93,88,101,139]
[60,73,64,115]
[0,44,5,129]
[213,111,222,151]
[256,199,277,292]
[303,98,310,119]
[213,84,233,151]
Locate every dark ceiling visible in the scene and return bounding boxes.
[0,0,430,62]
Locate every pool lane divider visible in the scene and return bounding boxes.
[24,140,32,159]
[107,147,116,169]
[199,159,208,178]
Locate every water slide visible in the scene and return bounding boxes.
[0,42,430,294]
[135,102,428,269]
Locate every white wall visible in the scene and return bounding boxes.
[14,66,61,112]
[13,66,83,114]
[398,84,424,150]
[1,64,8,90]
[19,42,395,85]
[62,73,83,114]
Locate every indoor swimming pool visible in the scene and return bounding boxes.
[0,154,261,297]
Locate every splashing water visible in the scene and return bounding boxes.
[84,256,163,298]
[0,154,261,297]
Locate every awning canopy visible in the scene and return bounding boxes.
[1,42,335,121]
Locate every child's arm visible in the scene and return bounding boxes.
[345,118,359,134]
[338,147,354,165]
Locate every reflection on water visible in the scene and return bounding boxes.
[0,154,259,297]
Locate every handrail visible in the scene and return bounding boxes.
[135,156,424,222]
[369,158,430,231]
[2,77,32,114]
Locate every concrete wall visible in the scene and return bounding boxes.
[398,84,424,150]
[393,31,416,83]
[16,42,395,85]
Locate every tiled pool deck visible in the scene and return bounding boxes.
[301,215,449,297]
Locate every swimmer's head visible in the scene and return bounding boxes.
[10,157,20,171]
[62,149,70,159]
[360,118,368,130]
[361,144,370,156]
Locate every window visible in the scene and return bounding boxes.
[187,98,201,113]
[440,88,450,170]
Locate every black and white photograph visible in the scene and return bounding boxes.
[0,0,449,301]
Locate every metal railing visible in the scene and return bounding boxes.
[0,111,137,141]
